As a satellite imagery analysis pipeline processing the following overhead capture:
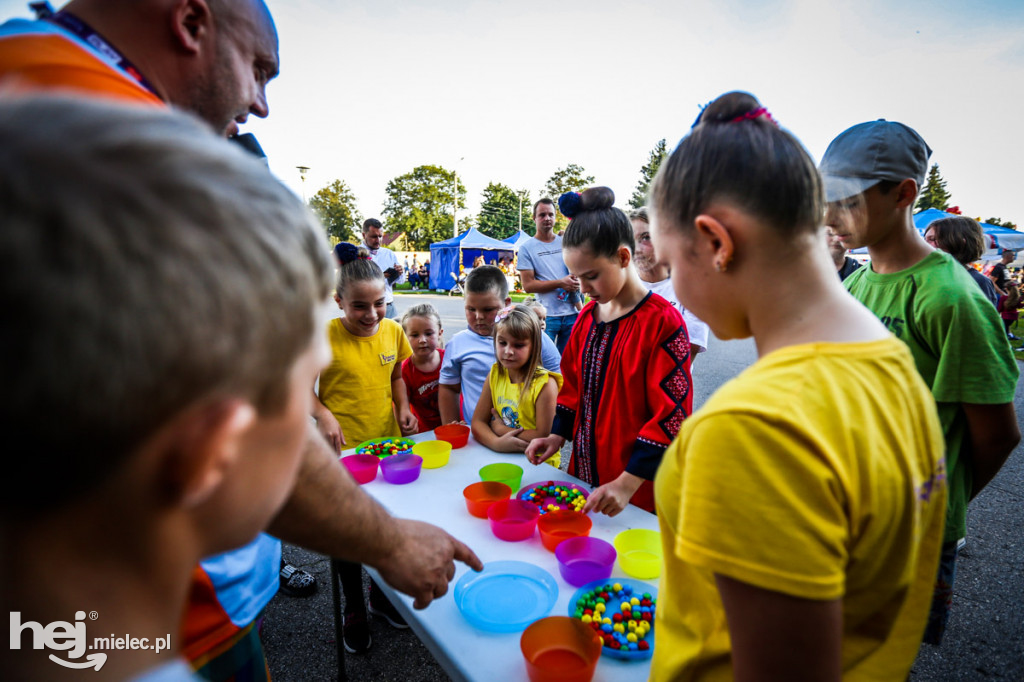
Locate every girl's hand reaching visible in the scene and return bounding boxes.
[525,434,566,466]
[582,472,643,516]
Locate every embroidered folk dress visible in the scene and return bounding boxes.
[552,292,693,512]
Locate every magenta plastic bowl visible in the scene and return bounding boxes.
[379,453,422,484]
[487,499,540,542]
[555,537,616,586]
[340,454,379,484]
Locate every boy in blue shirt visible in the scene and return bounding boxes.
[440,266,561,428]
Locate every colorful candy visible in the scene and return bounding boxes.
[572,582,657,655]
[519,481,587,514]
[355,438,415,458]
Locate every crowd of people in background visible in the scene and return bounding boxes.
[4,1,1021,681]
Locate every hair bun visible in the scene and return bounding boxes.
[558,192,582,218]
[694,91,767,127]
[334,242,359,264]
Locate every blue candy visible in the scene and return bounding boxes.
[601,624,613,633]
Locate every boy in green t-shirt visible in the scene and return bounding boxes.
[820,120,1020,645]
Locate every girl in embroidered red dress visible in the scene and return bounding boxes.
[525,187,693,514]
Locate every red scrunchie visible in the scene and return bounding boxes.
[730,107,778,126]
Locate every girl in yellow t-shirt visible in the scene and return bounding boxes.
[646,92,947,681]
[471,304,561,465]
[311,242,415,652]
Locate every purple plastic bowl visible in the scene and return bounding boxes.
[340,454,379,485]
[555,536,616,586]
[380,453,422,484]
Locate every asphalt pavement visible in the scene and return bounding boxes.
[261,293,1024,681]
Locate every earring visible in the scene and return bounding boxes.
[715,261,726,273]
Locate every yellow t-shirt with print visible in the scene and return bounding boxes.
[318,317,412,445]
[488,363,563,468]
[651,338,946,682]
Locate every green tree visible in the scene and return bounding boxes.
[382,165,466,250]
[542,164,595,232]
[477,182,531,239]
[630,139,667,208]
[983,217,1018,230]
[308,179,361,243]
[915,164,951,212]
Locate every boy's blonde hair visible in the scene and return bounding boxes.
[0,97,333,512]
[493,304,546,410]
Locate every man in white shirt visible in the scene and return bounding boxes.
[360,218,404,319]
[629,207,709,356]
[518,199,581,353]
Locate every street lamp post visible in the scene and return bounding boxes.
[296,166,310,202]
[453,157,464,239]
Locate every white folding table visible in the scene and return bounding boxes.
[339,431,660,682]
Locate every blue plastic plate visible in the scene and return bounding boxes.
[454,561,558,633]
[567,578,658,660]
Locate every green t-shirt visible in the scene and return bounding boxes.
[845,250,1019,542]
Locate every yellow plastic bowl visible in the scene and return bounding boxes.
[412,440,452,469]
[613,529,662,579]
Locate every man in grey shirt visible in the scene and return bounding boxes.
[518,198,581,353]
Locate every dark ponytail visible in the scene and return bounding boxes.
[651,91,823,236]
[560,187,634,258]
[334,243,384,297]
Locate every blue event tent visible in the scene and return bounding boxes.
[429,227,514,291]
[913,209,1024,255]
[502,230,532,249]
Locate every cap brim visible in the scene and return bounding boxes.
[821,175,880,203]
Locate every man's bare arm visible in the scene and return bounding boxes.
[266,423,482,607]
[519,269,576,295]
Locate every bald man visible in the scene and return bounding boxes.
[0,0,276,137]
[1,2,482,679]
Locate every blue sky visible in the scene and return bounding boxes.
[4,0,1023,226]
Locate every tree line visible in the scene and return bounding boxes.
[308,141,668,250]
[915,165,1017,230]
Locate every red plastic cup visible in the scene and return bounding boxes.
[379,453,422,484]
[340,454,379,484]
[487,499,540,542]
[555,537,616,586]
[521,616,602,682]
[434,423,470,448]
[537,511,593,552]
[463,481,512,518]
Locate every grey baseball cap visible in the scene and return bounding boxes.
[819,119,932,202]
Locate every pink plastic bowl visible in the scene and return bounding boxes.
[555,537,616,586]
[487,499,540,542]
[379,453,422,484]
[340,454,379,484]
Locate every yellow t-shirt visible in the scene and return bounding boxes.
[652,338,946,681]
[488,364,563,468]
[318,318,412,445]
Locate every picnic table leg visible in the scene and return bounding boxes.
[331,559,348,681]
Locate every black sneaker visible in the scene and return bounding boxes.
[279,563,317,598]
[342,610,372,654]
[369,588,409,629]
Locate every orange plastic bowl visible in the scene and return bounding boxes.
[537,511,593,552]
[434,423,470,448]
[521,616,602,682]
[463,481,512,519]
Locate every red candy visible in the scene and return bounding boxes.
[638,640,650,651]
